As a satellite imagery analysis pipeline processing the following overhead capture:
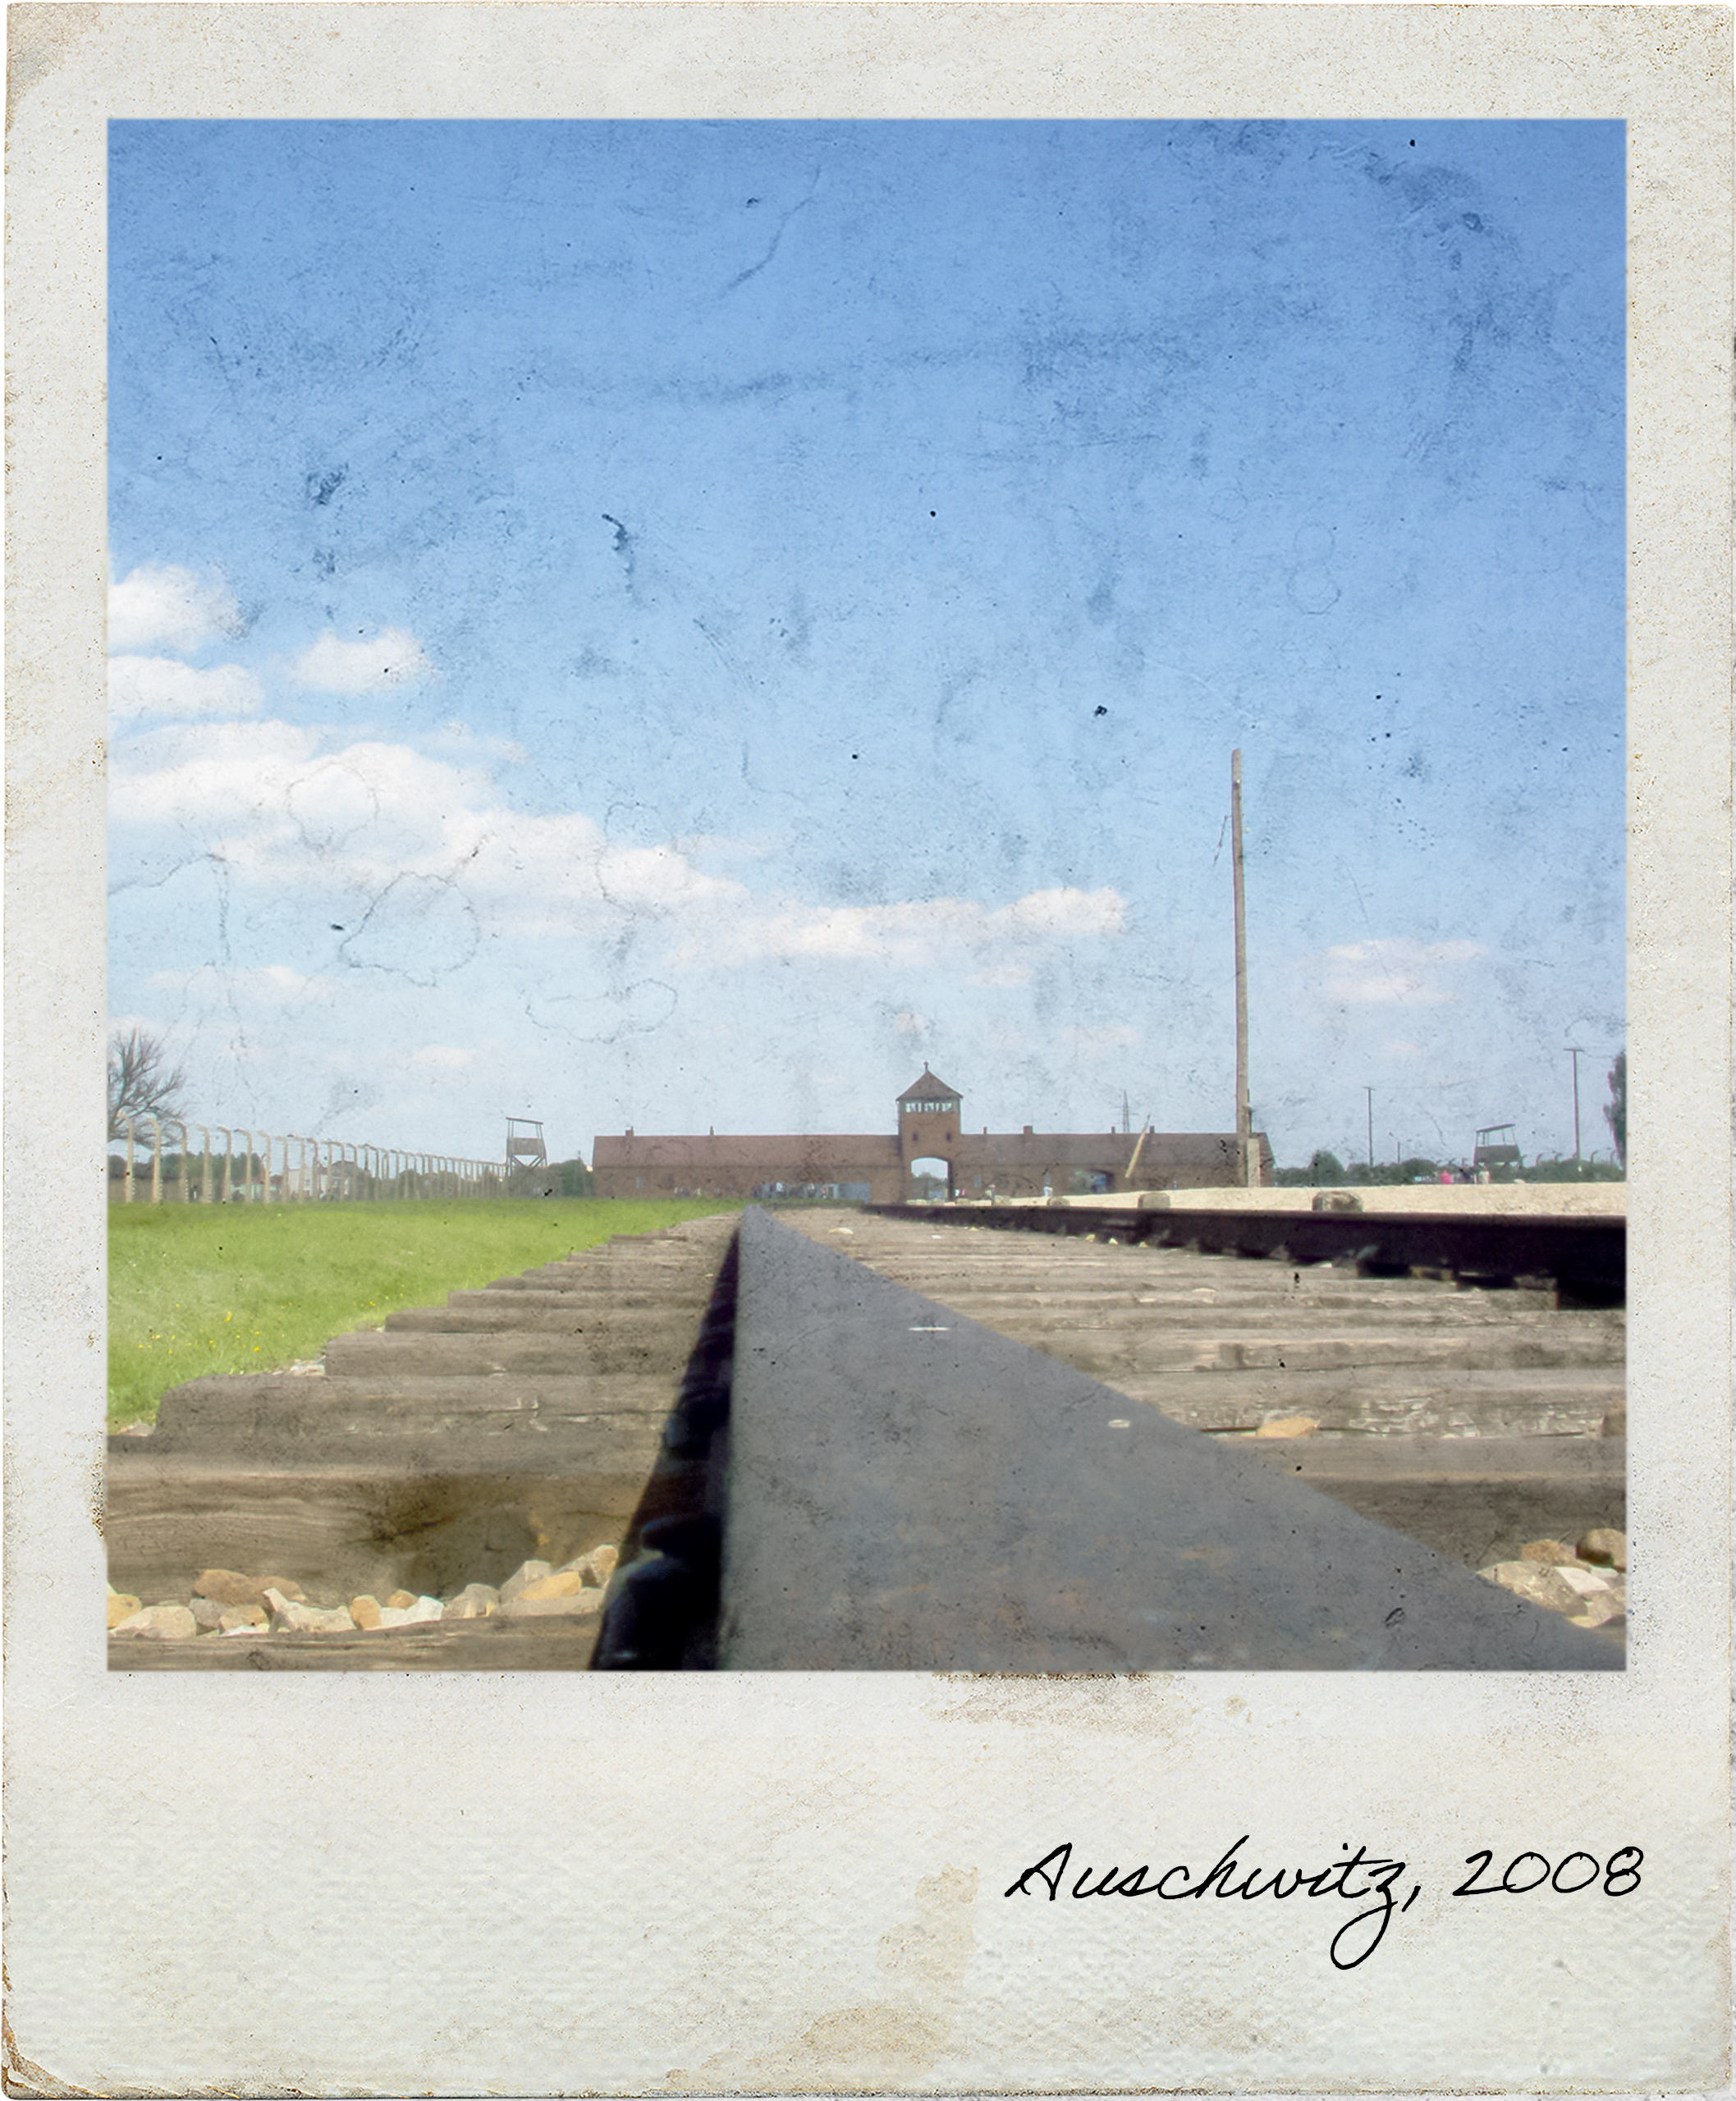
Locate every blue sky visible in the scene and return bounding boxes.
[108,119,1625,1168]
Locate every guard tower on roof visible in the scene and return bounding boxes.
[897,1069,962,1199]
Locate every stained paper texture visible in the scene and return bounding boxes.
[4,6,1729,2094]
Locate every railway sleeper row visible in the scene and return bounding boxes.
[108,1204,1624,1671]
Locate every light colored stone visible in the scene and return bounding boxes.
[1255,1415,1319,1440]
[405,1595,444,1623]
[1553,1563,1616,1598]
[189,1595,226,1630]
[107,1591,141,1628]
[1520,1540,1576,1565]
[300,1604,358,1634]
[350,1595,382,1630]
[520,1570,589,1602]
[442,1584,499,1620]
[377,1606,413,1627]
[1569,1595,1625,1629]
[264,1588,355,1634]
[500,1590,606,1620]
[1478,1561,1580,1616]
[559,1543,620,1588]
[1577,1527,1628,1570]
[194,1569,303,1609]
[218,1606,267,1632]
[499,1559,553,1604]
[385,1589,418,1610]
[192,1569,259,1606]
[112,1604,199,1641]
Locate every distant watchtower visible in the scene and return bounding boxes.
[898,1069,961,1197]
[506,1116,549,1193]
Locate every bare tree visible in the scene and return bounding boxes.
[108,1028,189,1140]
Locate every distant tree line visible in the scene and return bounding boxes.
[1273,1050,1627,1185]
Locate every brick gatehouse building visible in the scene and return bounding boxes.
[590,1070,1271,1202]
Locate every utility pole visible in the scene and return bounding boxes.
[1231,749,1253,1186]
[1363,1085,1375,1170]
[1568,1046,1586,1160]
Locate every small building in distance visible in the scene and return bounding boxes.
[591,1069,1271,1202]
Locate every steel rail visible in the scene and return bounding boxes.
[873,1200,1626,1307]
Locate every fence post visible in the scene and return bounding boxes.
[124,1118,540,1207]
[162,1118,187,1203]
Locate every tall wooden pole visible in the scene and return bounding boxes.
[1231,749,1253,1186]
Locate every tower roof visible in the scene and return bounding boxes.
[899,1069,960,1101]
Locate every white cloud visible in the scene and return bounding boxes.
[110,720,1131,978]
[686,885,1126,968]
[248,965,337,1005]
[288,626,434,693]
[109,565,245,653]
[144,964,336,1005]
[1313,937,1486,1007]
[996,887,1127,938]
[965,964,1033,988]
[109,655,263,721]
[111,720,332,828]
[891,1009,928,1036]
[402,1044,476,1073]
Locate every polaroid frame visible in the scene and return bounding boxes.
[5,7,1729,2092]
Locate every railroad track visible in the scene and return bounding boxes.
[108,1202,1623,1672]
[106,1215,740,1669]
[765,1208,1624,1575]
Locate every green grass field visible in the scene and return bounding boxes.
[108,1198,738,1429]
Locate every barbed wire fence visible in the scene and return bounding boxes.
[108,1117,560,1203]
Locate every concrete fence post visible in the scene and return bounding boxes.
[132,1121,527,1205]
